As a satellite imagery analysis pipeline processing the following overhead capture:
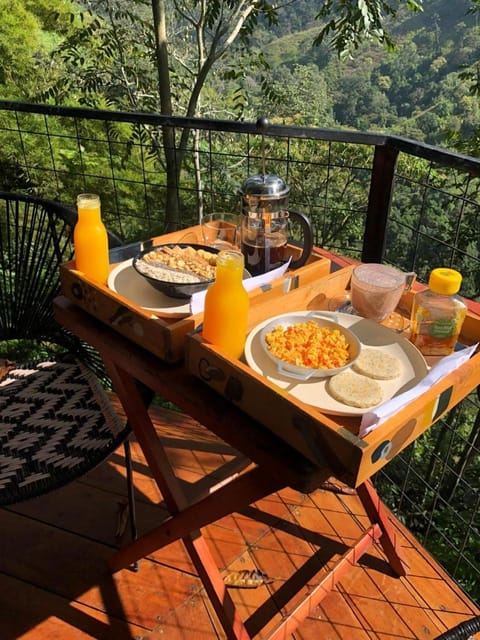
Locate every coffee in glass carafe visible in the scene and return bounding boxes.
[238,173,313,276]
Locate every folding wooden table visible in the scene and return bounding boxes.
[54,295,410,640]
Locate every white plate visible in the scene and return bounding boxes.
[244,310,428,416]
[108,259,191,317]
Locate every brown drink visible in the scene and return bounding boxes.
[350,263,408,322]
[241,235,287,276]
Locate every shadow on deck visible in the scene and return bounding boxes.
[0,401,478,640]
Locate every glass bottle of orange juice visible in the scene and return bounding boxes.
[203,250,249,359]
[74,194,109,285]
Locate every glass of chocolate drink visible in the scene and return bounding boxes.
[328,263,415,332]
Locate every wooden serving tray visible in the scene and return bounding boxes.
[60,226,331,362]
[185,265,480,487]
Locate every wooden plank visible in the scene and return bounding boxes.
[1,403,479,639]
[0,509,200,631]
[0,573,146,640]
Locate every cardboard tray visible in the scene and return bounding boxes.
[185,265,480,487]
[60,226,331,363]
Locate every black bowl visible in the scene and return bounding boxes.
[132,243,218,299]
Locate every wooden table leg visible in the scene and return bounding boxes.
[109,463,287,573]
[263,523,383,640]
[104,359,287,567]
[54,298,415,639]
[104,359,410,637]
[357,480,410,576]
[103,359,290,639]
[186,535,254,640]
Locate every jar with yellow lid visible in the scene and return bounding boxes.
[410,268,467,356]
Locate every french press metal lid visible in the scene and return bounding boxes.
[239,173,290,218]
[237,116,314,271]
[239,117,292,218]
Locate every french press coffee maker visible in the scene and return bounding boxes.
[239,172,314,277]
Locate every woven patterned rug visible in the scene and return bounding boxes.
[0,360,129,505]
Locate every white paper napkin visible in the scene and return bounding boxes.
[359,343,478,438]
[190,258,291,315]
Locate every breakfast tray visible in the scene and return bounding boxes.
[185,265,480,487]
[60,226,331,363]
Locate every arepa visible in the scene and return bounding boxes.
[352,348,401,380]
[327,369,383,408]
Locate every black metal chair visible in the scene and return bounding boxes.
[434,616,480,640]
[0,192,137,547]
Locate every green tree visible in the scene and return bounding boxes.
[47,1,280,227]
[42,0,425,229]
[314,0,423,56]
[0,0,43,95]
[453,0,480,155]
[257,64,335,127]
[0,0,75,97]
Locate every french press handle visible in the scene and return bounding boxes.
[287,209,314,270]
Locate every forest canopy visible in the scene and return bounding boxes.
[2,0,478,153]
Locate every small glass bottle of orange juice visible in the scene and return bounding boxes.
[74,194,109,285]
[203,250,249,359]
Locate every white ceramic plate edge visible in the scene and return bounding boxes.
[244,310,428,416]
[107,259,191,316]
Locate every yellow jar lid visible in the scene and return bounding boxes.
[429,268,462,295]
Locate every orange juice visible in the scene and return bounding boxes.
[74,194,109,285]
[203,250,249,358]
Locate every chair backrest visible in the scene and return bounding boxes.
[0,192,122,368]
[0,192,76,347]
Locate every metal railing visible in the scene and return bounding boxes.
[0,100,479,603]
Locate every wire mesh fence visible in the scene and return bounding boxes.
[0,100,479,602]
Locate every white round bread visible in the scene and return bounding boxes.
[327,369,383,408]
[352,348,401,380]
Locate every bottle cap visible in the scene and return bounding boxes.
[429,268,462,295]
[77,193,101,209]
[217,249,244,268]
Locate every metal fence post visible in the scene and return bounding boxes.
[362,144,399,263]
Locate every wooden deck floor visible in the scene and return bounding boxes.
[1,401,478,640]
